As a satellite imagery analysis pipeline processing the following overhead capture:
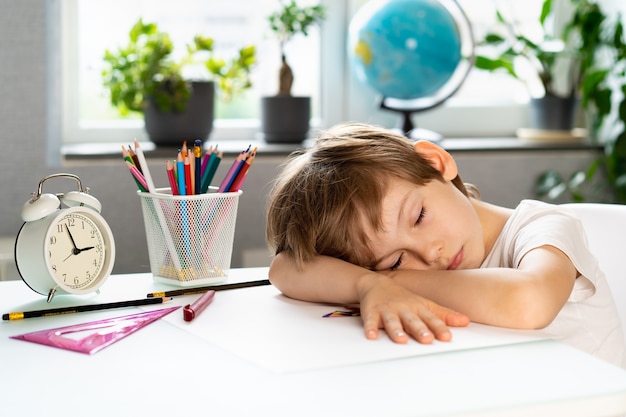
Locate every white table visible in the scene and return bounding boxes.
[1,268,626,417]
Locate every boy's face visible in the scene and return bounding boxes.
[362,177,485,272]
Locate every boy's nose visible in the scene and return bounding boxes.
[421,240,443,268]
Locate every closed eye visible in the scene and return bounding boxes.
[416,208,426,225]
[390,253,404,270]
[389,209,426,270]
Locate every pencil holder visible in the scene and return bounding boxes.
[137,187,242,286]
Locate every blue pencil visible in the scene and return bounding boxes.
[177,150,186,196]
[175,149,190,267]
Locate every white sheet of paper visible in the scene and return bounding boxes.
[162,285,547,373]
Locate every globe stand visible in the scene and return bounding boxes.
[380,97,443,142]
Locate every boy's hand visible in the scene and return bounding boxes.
[357,276,470,344]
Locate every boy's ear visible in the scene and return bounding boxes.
[413,140,458,180]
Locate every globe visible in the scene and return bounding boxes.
[348,0,474,138]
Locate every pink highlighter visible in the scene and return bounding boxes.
[183,290,215,322]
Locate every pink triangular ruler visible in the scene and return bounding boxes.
[10,306,180,355]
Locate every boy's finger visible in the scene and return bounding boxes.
[417,309,453,342]
[431,304,471,327]
[379,311,409,344]
[399,311,435,344]
[425,318,453,342]
[361,311,380,340]
[446,310,471,327]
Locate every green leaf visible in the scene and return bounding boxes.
[547,183,567,200]
[194,35,214,52]
[102,18,256,113]
[482,33,506,45]
[268,0,326,45]
[614,131,626,158]
[539,0,552,26]
[474,56,518,78]
[536,170,564,196]
[568,170,587,188]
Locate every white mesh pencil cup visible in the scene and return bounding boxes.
[137,187,242,286]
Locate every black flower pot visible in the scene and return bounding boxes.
[261,96,310,144]
[529,94,579,131]
[143,81,215,147]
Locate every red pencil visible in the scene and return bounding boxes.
[217,148,249,193]
[184,154,193,195]
[228,151,256,192]
[166,160,179,195]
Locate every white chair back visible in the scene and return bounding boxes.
[562,203,626,342]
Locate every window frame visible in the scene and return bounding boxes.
[58,0,544,152]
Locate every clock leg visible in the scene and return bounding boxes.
[47,287,57,303]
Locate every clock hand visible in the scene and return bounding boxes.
[64,224,81,255]
[63,246,92,261]
[64,224,96,255]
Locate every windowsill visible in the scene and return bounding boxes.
[62,140,311,161]
[62,137,602,161]
[438,137,601,152]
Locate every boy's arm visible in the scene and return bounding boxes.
[270,244,577,337]
[269,252,470,344]
[387,245,577,329]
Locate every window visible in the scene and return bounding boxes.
[61,0,548,146]
[62,0,322,143]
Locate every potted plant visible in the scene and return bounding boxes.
[261,0,326,144]
[534,1,626,204]
[476,0,626,203]
[102,18,256,146]
[473,0,591,132]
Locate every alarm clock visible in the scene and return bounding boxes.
[15,173,116,302]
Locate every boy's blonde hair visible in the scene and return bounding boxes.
[266,123,476,269]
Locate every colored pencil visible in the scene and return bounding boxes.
[201,150,222,193]
[181,141,188,158]
[228,149,256,192]
[184,153,193,195]
[217,148,248,192]
[194,139,202,195]
[125,161,148,191]
[128,146,142,173]
[134,139,156,193]
[200,146,212,180]
[121,145,133,164]
[189,149,196,194]
[122,146,146,192]
[166,160,179,195]
[2,297,173,321]
[177,150,186,196]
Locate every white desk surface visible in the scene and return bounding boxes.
[1,267,626,417]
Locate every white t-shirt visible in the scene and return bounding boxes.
[481,199,626,368]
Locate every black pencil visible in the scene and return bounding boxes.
[2,297,172,321]
[146,279,271,298]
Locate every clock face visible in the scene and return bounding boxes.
[47,211,107,290]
